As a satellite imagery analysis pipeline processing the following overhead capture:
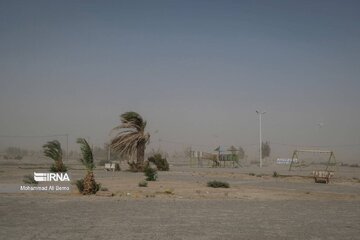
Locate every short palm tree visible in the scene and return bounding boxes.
[43,140,67,172]
[77,138,98,194]
[110,111,150,171]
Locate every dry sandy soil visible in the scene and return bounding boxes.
[0,160,359,239]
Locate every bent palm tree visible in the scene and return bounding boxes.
[77,138,98,194]
[43,140,67,172]
[110,111,150,171]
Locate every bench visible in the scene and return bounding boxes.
[104,163,116,171]
[312,170,334,184]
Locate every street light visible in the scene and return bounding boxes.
[256,110,266,168]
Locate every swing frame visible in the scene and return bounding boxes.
[288,149,337,171]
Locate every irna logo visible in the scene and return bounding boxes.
[34,172,70,182]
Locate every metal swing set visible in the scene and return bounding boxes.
[289,149,337,183]
[289,149,337,171]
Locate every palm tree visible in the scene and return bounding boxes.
[43,140,67,172]
[262,141,271,159]
[110,111,150,171]
[77,138,97,194]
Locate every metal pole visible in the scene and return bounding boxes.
[108,143,111,162]
[256,110,266,168]
[66,134,69,162]
[259,114,262,168]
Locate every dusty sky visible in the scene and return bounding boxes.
[0,1,359,160]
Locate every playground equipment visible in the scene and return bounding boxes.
[289,149,337,172]
[189,151,217,167]
[215,146,240,167]
[189,146,240,168]
[312,170,334,184]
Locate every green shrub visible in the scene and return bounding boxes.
[138,180,148,187]
[23,174,38,184]
[148,153,169,171]
[207,180,229,188]
[164,189,174,194]
[248,173,255,176]
[144,166,157,181]
[273,171,279,177]
[75,179,85,193]
[95,182,101,192]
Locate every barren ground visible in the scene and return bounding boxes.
[0,160,359,239]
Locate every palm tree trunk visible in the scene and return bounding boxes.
[56,160,62,172]
[83,171,97,195]
[136,142,145,169]
[55,159,65,172]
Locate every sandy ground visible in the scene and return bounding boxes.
[0,160,359,239]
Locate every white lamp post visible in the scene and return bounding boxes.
[256,110,266,168]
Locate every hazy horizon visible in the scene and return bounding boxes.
[1,1,359,161]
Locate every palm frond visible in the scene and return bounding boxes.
[120,111,146,131]
[76,138,95,170]
[43,140,62,162]
[111,132,140,155]
[110,111,150,162]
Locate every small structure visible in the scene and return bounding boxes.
[312,170,334,184]
[276,158,297,165]
[104,162,120,171]
[215,146,240,168]
[189,145,240,168]
[189,150,217,167]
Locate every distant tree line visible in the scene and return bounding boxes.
[3,147,28,160]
